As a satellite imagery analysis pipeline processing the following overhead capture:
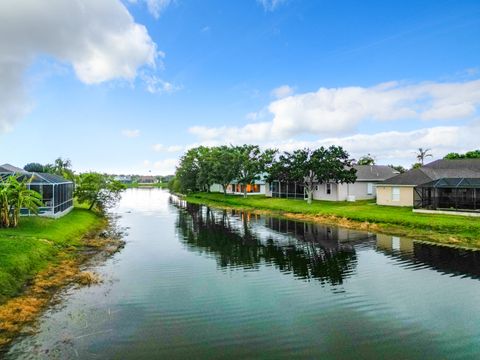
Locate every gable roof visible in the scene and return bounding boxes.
[381,159,480,186]
[353,165,398,181]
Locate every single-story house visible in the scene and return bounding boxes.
[210,175,269,195]
[0,164,74,218]
[269,165,398,201]
[376,159,480,210]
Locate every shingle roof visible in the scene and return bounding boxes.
[381,159,480,186]
[353,165,398,181]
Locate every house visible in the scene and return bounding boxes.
[0,164,74,218]
[210,175,269,195]
[376,159,480,210]
[114,175,133,184]
[137,175,158,184]
[269,165,398,201]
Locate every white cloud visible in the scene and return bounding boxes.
[152,144,183,152]
[142,158,178,174]
[0,0,159,132]
[271,85,294,99]
[190,79,480,143]
[122,129,141,138]
[128,0,173,18]
[257,0,288,11]
[142,74,180,94]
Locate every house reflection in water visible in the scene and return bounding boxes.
[172,200,375,287]
[376,234,480,278]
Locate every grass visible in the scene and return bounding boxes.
[0,208,103,303]
[186,193,480,248]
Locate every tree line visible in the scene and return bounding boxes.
[170,144,357,204]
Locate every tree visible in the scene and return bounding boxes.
[416,148,432,165]
[75,173,125,212]
[234,145,277,198]
[388,165,407,174]
[176,148,201,193]
[444,149,480,159]
[357,154,375,165]
[270,146,357,204]
[211,146,240,195]
[0,175,43,228]
[411,162,422,169]
[23,163,45,172]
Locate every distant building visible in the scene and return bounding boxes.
[114,175,133,184]
[138,175,158,184]
[0,164,74,218]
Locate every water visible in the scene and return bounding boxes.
[3,188,480,359]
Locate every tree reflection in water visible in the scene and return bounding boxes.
[171,198,374,287]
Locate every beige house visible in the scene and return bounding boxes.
[377,159,480,207]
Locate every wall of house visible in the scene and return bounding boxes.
[339,181,379,201]
[312,183,339,201]
[376,186,414,206]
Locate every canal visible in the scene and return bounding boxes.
[4,188,480,359]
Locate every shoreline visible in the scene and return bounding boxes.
[0,211,125,349]
[184,193,480,250]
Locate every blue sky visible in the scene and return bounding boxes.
[0,0,479,174]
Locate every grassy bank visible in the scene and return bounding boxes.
[0,209,103,304]
[186,193,480,248]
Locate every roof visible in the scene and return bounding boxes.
[352,165,398,181]
[381,159,480,186]
[420,178,480,189]
[0,164,27,173]
[0,164,72,184]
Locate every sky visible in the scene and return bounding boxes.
[0,0,479,175]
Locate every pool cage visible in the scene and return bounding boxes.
[0,172,74,218]
[414,178,480,212]
[271,181,306,199]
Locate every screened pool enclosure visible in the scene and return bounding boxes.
[414,178,480,212]
[0,171,74,218]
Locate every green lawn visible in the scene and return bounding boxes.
[186,193,480,248]
[0,209,103,303]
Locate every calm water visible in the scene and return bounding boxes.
[3,188,480,359]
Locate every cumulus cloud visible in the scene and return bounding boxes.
[152,144,183,152]
[0,0,159,132]
[122,129,141,138]
[142,74,180,94]
[142,158,178,174]
[257,0,288,11]
[190,79,480,143]
[271,85,294,99]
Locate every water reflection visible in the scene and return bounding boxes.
[172,199,370,286]
[376,234,480,279]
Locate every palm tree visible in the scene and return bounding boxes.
[416,148,433,165]
[0,175,42,228]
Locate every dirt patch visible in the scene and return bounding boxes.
[0,225,125,348]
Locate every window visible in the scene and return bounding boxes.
[392,187,400,201]
[367,182,374,195]
[315,185,319,191]
[326,183,331,195]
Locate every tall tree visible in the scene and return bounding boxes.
[211,146,240,195]
[176,148,201,193]
[23,163,45,172]
[235,145,276,197]
[416,148,433,165]
[269,146,357,204]
[357,154,375,165]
